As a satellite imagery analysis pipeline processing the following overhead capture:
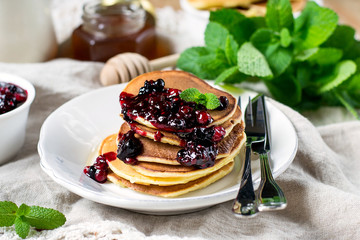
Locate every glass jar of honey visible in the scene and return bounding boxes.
[72,0,156,62]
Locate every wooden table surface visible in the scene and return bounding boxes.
[149,0,360,34]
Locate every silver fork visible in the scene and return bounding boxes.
[252,96,287,211]
[232,97,261,217]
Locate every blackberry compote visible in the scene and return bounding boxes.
[84,152,117,183]
[117,130,143,165]
[119,78,213,132]
[0,82,28,115]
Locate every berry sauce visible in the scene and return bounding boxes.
[117,130,143,165]
[154,131,163,142]
[0,82,28,115]
[119,78,228,169]
[119,79,213,132]
[84,152,117,183]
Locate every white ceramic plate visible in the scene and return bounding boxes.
[38,83,297,215]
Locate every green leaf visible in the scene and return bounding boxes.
[225,35,239,65]
[294,1,338,49]
[322,25,355,51]
[333,90,360,120]
[209,8,246,28]
[17,204,30,216]
[177,47,230,80]
[280,28,292,48]
[205,22,229,50]
[0,201,18,227]
[267,47,292,76]
[204,93,221,110]
[237,42,273,78]
[308,48,343,65]
[250,28,275,53]
[210,9,256,46]
[179,88,201,102]
[14,216,30,239]
[266,0,294,32]
[295,48,318,61]
[24,206,66,230]
[317,60,357,93]
[265,74,302,106]
[214,66,240,84]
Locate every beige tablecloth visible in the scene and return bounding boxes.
[0,59,360,239]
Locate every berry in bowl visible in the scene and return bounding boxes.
[0,72,35,165]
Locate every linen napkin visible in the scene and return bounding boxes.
[0,59,359,239]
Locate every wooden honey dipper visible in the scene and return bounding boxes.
[100,52,180,86]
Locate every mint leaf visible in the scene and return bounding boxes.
[180,89,220,110]
[317,60,357,93]
[24,206,66,230]
[322,25,355,51]
[266,0,294,32]
[225,35,239,65]
[295,48,318,61]
[308,48,343,66]
[294,1,338,49]
[265,74,302,106]
[0,201,18,227]
[14,216,30,239]
[237,42,273,78]
[177,47,230,79]
[333,90,360,120]
[179,88,201,102]
[197,94,207,106]
[205,22,231,51]
[250,29,275,53]
[17,204,31,216]
[205,22,239,64]
[267,47,292,76]
[280,28,292,48]
[214,66,240,84]
[204,93,220,110]
[210,9,256,46]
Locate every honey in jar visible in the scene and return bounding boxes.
[72,0,156,62]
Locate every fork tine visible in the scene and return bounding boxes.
[245,97,254,127]
[237,96,241,107]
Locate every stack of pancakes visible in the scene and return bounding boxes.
[186,0,306,17]
[99,71,246,197]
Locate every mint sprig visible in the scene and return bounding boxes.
[180,88,220,110]
[177,0,360,120]
[0,201,66,239]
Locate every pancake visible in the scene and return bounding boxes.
[107,161,234,197]
[186,0,262,9]
[186,0,306,17]
[106,157,234,186]
[114,121,245,165]
[129,105,242,146]
[100,125,245,185]
[121,70,237,127]
[130,126,245,178]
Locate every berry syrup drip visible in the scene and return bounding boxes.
[117,130,143,165]
[84,152,117,183]
[0,82,28,115]
[154,131,163,141]
[119,78,229,169]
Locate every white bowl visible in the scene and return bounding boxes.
[0,72,35,164]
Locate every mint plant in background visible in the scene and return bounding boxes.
[177,0,360,119]
[0,201,66,239]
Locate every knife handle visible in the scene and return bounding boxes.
[256,152,287,211]
[232,144,258,217]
